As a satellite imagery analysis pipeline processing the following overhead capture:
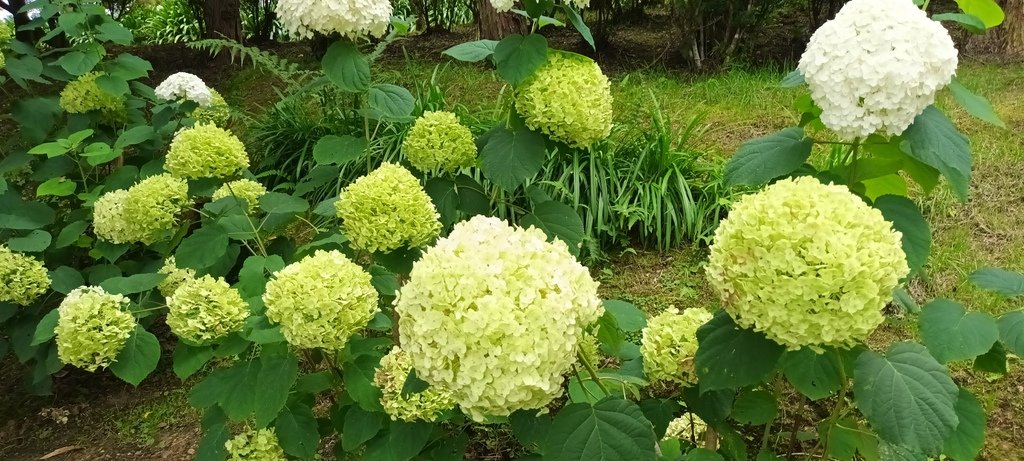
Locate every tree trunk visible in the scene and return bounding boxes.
[1,0,35,42]
[476,0,526,40]
[204,0,243,41]
[1003,0,1024,55]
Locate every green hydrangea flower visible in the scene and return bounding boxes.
[0,52,6,71]
[0,245,50,306]
[374,347,456,422]
[93,189,133,244]
[166,275,249,345]
[576,332,600,367]
[192,89,231,126]
[395,216,603,421]
[665,413,706,444]
[335,163,441,253]
[122,174,190,244]
[515,52,613,148]
[55,287,135,371]
[263,250,378,350]
[158,256,196,298]
[59,72,126,121]
[706,176,909,350]
[166,124,249,179]
[224,428,287,461]
[212,179,267,214]
[0,21,12,44]
[403,111,477,173]
[640,307,712,386]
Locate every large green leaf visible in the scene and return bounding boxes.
[520,200,585,255]
[110,326,160,386]
[954,0,1004,27]
[368,84,416,120]
[342,406,385,452]
[275,401,320,459]
[694,312,785,391]
[817,418,877,461]
[948,79,1005,128]
[100,273,166,295]
[638,399,680,439]
[254,344,299,427]
[781,347,845,401]
[49,266,84,294]
[0,192,56,230]
[219,358,261,420]
[442,40,498,62]
[919,299,999,363]
[31,309,60,346]
[492,33,548,85]
[602,300,646,332]
[344,354,384,411]
[176,225,229,271]
[195,407,230,461]
[973,342,1007,375]
[479,125,547,191]
[173,342,214,380]
[943,389,986,461]
[323,41,370,92]
[724,127,812,187]
[12,97,61,145]
[313,134,366,166]
[681,387,734,424]
[998,311,1024,356]
[902,106,971,202]
[259,192,309,214]
[562,6,595,50]
[874,195,930,276]
[363,421,434,461]
[852,342,959,454]
[731,390,777,425]
[510,410,552,453]
[685,448,724,461]
[7,229,52,252]
[36,177,76,197]
[56,49,102,76]
[969,267,1024,297]
[543,396,657,461]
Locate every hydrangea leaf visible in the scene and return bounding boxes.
[30,309,60,346]
[368,84,416,120]
[176,225,229,271]
[344,353,385,412]
[685,448,724,461]
[254,344,299,427]
[969,267,1024,297]
[520,200,585,255]
[110,326,160,386]
[561,6,594,50]
[973,341,1007,374]
[99,273,166,295]
[48,266,84,295]
[919,299,999,363]
[948,79,1005,128]
[173,341,215,380]
[902,106,972,202]
[724,127,812,187]
[274,401,320,460]
[195,407,230,461]
[853,342,959,454]
[732,390,778,425]
[943,389,986,461]
[510,410,552,453]
[694,311,785,391]
[602,300,646,332]
[313,134,366,166]
[0,192,56,230]
[363,421,434,461]
[479,125,546,192]
[681,386,734,424]
[998,311,1024,356]
[7,229,52,252]
[874,195,930,276]
[493,33,548,85]
[781,347,844,401]
[954,0,1004,27]
[342,406,385,452]
[638,398,680,439]
[259,192,309,214]
[323,41,370,93]
[543,396,657,461]
[442,40,498,62]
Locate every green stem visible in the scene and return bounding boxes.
[820,354,850,458]
[577,351,610,395]
[761,376,783,452]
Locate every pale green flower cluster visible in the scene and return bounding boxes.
[706,176,909,350]
[192,89,231,126]
[396,216,603,421]
[157,257,195,298]
[93,174,190,244]
[224,428,287,461]
[263,250,377,350]
[403,111,478,173]
[335,163,442,253]
[0,52,5,70]
[374,347,456,422]
[166,124,249,179]
[54,287,135,371]
[577,332,600,367]
[212,179,268,214]
[59,72,125,120]
[665,413,706,443]
[516,52,613,148]
[166,275,249,345]
[640,307,712,386]
[0,245,50,306]
[0,21,12,44]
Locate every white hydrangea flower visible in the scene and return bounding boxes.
[489,0,514,13]
[276,0,392,39]
[154,72,214,107]
[797,0,958,140]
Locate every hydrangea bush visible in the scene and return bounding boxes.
[1,0,1017,460]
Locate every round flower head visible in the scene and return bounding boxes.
[665,414,706,443]
[276,0,392,39]
[797,0,958,140]
[212,179,268,214]
[54,287,135,371]
[335,163,442,253]
[224,428,286,461]
[403,111,478,173]
[166,275,249,345]
[395,216,603,421]
[641,307,712,386]
[489,0,514,13]
[0,21,12,44]
[706,177,908,350]
[122,174,190,244]
[374,347,456,422]
[154,72,214,107]
[59,72,125,121]
[166,124,249,179]
[516,52,613,148]
[192,89,231,126]
[0,245,50,306]
[158,256,196,298]
[263,250,378,350]
[93,189,133,244]
[567,0,591,9]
